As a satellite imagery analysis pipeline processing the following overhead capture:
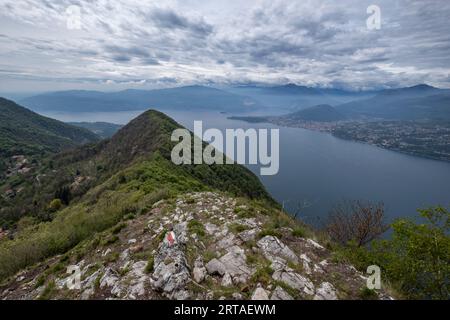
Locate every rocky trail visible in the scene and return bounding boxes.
[0,192,391,300]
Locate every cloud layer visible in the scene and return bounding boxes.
[1,0,450,92]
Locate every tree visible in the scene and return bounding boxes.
[326,200,388,246]
[335,206,450,299]
[372,207,450,299]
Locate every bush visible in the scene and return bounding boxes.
[228,223,248,234]
[188,220,206,237]
[250,265,274,286]
[326,200,388,246]
[47,199,62,212]
[292,227,306,238]
[334,206,450,300]
[371,207,450,299]
[359,287,378,300]
[145,256,154,274]
[38,280,56,300]
[111,223,126,235]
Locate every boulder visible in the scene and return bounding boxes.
[238,228,259,242]
[150,229,190,299]
[126,261,149,299]
[193,257,207,283]
[221,273,233,287]
[271,261,315,296]
[216,233,237,250]
[205,223,220,235]
[205,246,253,283]
[257,236,298,263]
[270,286,294,300]
[206,258,226,276]
[306,239,325,250]
[313,282,338,300]
[300,254,312,275]
[251,286,270,300]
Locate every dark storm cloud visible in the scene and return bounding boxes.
[148,8,213,37]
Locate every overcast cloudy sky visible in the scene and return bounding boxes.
[1,0,450,93]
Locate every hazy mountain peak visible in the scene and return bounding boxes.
[286,104,345,122]
[409,84,436,90]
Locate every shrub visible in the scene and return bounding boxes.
[359,287,378,300]
[47,199,62,212]
[102,235,119,246]
[111,223,126,235]
[334,206,450,300]
[34,275,46,288]
[250,265,274,286]
[326,200,388,246]
[38,280,56,300]
[228,223,248,234]
[292,227,306,238]
[371,207,450,299]
[258,227,282,239]
[188,220,206,237]
[145,256,154,274]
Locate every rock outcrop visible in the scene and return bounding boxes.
[0,192,392,300]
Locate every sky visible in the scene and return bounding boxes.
[1,0,450,93]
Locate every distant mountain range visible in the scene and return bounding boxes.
[335,84,450,120]
[227,84,377,111]
[285,104,346,122]
[276,84,450,122]
[229,104,346,123]
[16,83,450,120]
[19,83,381,114]
[0,97,100,159]
[20,86,259,113]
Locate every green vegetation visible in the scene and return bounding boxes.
[1,109,272,228]
[292,226,306,238]
[0,164,171,280]
[111,222,126,235]
[145,256,154,274]
[333,206,450,299]
[359,287,378,300]
[250,265,274,286]
[47,199,62,212]
[228,223,248,234]
[188,220,206,237]
[0,110,274,282]
[258,227,282,239]
[0,97,99,160]
[38,280,56,300]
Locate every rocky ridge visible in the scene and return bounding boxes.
[0,192,391,300]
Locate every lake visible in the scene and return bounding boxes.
[40,109,450,226]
